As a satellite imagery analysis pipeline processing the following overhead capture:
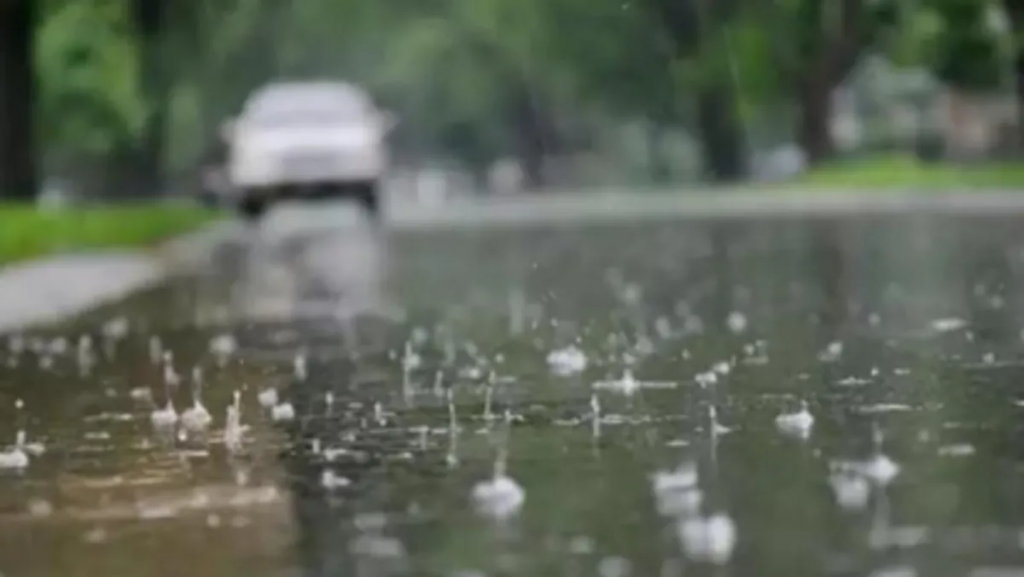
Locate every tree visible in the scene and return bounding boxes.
[37,0,144,194]
[32,0,1016,197]
[930,0,1004,91]
[0,0,37,199]
[128,0,167,195]
[792,0,859,162]
[1000,0,1024,142]
[365,0,566,189]
[640,0,748,181]
[733,0,911,163]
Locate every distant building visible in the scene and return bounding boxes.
[938,89,1017,159]
[836,55,1020,160]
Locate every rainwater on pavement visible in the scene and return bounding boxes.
[3,203,1024,577]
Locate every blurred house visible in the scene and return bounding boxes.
[837,56,943,151]
[837,55,1019,161]
[938,89,1017,159]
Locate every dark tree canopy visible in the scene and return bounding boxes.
[0,0,1020,199]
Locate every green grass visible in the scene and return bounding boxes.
[0,202,222,265]
[797,155,1024,189]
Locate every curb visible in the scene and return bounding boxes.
[386,188,1024,229]
[3,187,1024,333]
[0,221,231,335]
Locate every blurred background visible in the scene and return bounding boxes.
[7,2,1024,577]
[2,0,1024,206]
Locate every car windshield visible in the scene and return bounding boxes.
[246,107,363,127]
[243,83,370,126]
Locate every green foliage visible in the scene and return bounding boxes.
[928,0,1005,90]
[37,1,143,154]
[29,0,1023,182]
[0,202,219,264]
[799,154,1024,188]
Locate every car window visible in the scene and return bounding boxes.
[243,83,371,126]
[247,106,366,126]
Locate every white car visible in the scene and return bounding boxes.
[223,80,394,220]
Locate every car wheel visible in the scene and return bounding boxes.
[355,181,381,223]
[238,194,269,221]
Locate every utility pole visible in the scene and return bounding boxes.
[0,0,37,200]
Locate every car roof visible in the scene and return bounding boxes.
[242,81,373,115]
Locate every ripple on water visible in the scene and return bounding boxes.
[5,218,1024,575]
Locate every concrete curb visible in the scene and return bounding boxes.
[387,187,1024,229]
[0,253,164,334]
[0,221,232,335]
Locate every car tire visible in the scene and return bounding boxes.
[354,181,381,223]
[238,194,269,221]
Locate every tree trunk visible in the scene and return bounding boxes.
[130,0,167,197]
[647,122,671,183]
[0,0,37,200]
[797,75,835,164]
[1013,52,1024,150]
[696,85,746,182]
[659,0,746,183]
[1006,1,1024,149]
[512,83,546,190]
[790,0,865,165]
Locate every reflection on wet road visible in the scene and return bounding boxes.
[5,206,1024,576]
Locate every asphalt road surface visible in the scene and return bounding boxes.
[4,194,1024,577]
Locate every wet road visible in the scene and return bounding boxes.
[4,202,1024,576]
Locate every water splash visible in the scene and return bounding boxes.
[708,405,732,436]
[223,390,246,455]
[0,430,29,471]
[257,387,279,409]
[293,351,308,381]
[148,335,163,364]
[150,376,178,435]
[162,351,181,388]
[593,368,676,396]
[271,400,296,422]
[209,334,238,367]
[77,335,95,376]
[775,399,814,440]
[547,344,588,376]
[676,512,737,565]
[471,447,525,521]
[651,461,702,517]
[321,469,351,490]
[828,464,871,511]
[179,366,212,440]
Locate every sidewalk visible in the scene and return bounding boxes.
[0,252,163,334]
[0,223,232,335]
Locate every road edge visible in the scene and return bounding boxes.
[4,186,1024,334]
[0,221,232,335]
[389,187,1024,229]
